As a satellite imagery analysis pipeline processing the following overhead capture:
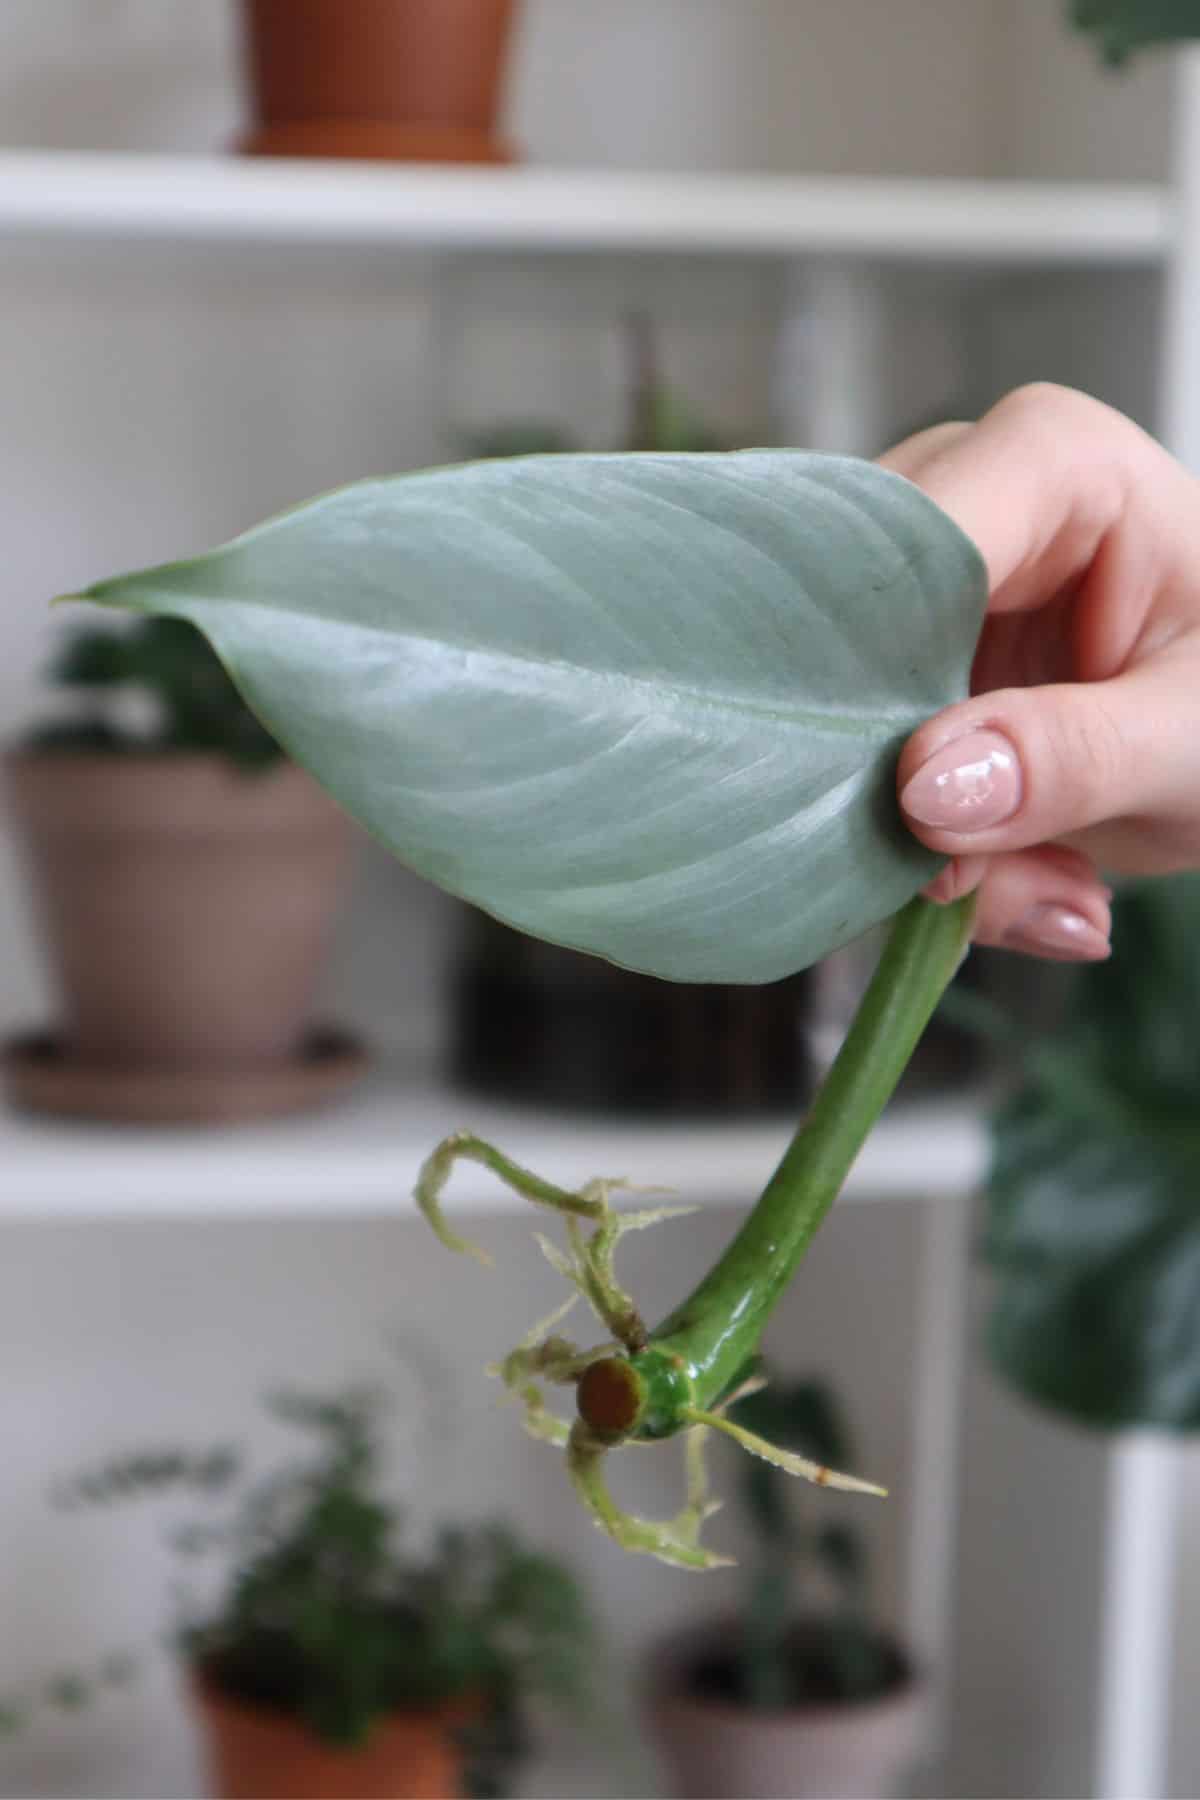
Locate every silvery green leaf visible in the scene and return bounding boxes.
[77,451,986,982]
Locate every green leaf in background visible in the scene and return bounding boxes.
[77,451,985,984]
[1071,0,1200,63]
[985,875,1200,1428]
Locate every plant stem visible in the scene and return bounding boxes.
[590,895,976,1439]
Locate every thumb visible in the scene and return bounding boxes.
[898,662,1186,864]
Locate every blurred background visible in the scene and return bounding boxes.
[0,3,1196,1797]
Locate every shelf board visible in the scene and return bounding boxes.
[0,1065,986,1221]
[0,152,1171,265]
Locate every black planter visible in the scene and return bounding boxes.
[451,910,814,1117]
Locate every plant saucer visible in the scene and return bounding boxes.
[1,1026,369,1127]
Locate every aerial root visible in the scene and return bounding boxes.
[415,1133,885,1568]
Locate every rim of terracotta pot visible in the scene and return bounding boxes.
[188,1663,478,1734]
[647,1619,923,1731]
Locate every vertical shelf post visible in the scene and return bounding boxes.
[774,260,892,453]
[1092,45,1200,1800]
[1096,1437,1181,1800]
[905,1185,974,1788]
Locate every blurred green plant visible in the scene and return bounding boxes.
[984,874,1200,1428]
[28,615,281,768]
[460,310,737,466]
[458,422,578,462]
[1071,0,1200,62]
[2,1387,595,1799]
[709,1372,906,1708]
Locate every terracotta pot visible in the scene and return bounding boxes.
[238,0,519,162]
[4,753,354,1068]
[191,1674,466,1800]
[648,1628,926,1800]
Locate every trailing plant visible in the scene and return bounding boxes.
[66,442,988,1567]
[3,1388,594,1799]
[983,873,1200,1429]
[711,1372,905,1709]
[27,615,281,768]
[1070,0,1200,62]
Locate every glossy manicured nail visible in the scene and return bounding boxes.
[900,729,1022,835]
[1005,904,1111,962]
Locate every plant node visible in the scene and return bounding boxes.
[414,1133,885,1569]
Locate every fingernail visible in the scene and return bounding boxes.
[1005,904,1111,962]
[901,729,1022,835]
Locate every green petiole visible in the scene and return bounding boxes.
[417,890,976,1568]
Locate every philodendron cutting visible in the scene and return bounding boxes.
[68,449,987,1568]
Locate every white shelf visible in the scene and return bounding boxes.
[0,1065,985,1221]
[0,152,1171,265]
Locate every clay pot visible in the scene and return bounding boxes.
[5,753,353,1069]
[238,0,519,163]
[192,1675,466,1800]
[648,1627,926,1800]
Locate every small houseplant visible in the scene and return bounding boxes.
[984,872,1200,1429]
[4,615,359,1124]
[1070,0,1200,61]
[5,1385,594,1800]
[649,1374,921,1800]
[237,1,520,163]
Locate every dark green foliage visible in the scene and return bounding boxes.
[1070,0,1200,62]
[0,1657,135,1738]
[723,1374,903,1709]
[985,874,1200,1429]
[29,616,281,768]
[53,1447,240,1509]
[13,1387,592,1798]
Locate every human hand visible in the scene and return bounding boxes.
[883,383,1200,961]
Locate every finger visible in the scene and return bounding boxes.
[921,854,987,905]
[877,420,971,480]
[883,383,1163,619]
[967,847,1112,961]
[897,645,1200,862]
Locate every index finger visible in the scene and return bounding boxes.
[877,383,1172,623]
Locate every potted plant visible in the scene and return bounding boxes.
[4,615,361,1124]
[3,1385,595,1800]
[1071,0,1200,61]
[237,1,521,164]
[983,872,1200,1429]
[648,1374,922,1800]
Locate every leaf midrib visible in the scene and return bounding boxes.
[152,594,919,740]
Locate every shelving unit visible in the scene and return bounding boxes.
[1,1064,983,1790]
[0,151,1172,265]
[0,23,1189,1798]
[0,1074,986,1220]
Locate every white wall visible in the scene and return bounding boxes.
[0,6,1185,1799]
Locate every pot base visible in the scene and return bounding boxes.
[238,121,516,162]
[2,1027,368,1126]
